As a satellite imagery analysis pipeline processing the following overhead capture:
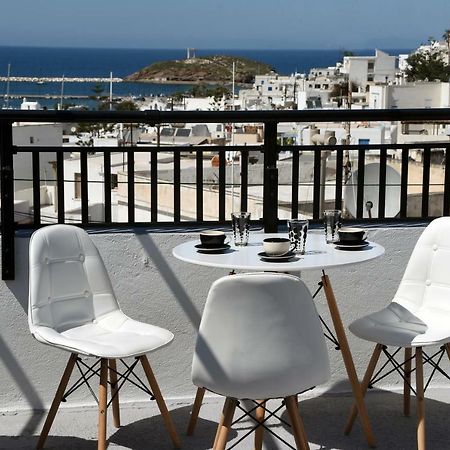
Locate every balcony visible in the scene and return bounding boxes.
[1,108,450,449]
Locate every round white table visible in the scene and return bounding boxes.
[174,231,384,447]
[172,231,384,272]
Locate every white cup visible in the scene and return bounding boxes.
[263,238,291,256]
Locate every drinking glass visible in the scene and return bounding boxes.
[288,219,308,254]
[323,209,342,243]
[231,212,251,246]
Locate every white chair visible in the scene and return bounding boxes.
[191,272,331,450]
[346,217,450,450]
[28,224,180,450]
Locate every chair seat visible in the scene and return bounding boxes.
[31,310,174,358]
[349,302,450,347]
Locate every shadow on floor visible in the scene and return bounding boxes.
[0,405,235,450]
[278,388,450,450]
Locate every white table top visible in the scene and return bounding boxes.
[172,231,385,272]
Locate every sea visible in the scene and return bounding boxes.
[0,46,411,109]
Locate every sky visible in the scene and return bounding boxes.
[1,0,449,50]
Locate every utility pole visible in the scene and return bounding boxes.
[60,74,65,110]
[109,72,113,111]
[344,75,352,183]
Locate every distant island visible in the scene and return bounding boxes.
[125,55,275,84]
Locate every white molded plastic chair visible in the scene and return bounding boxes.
[192,272,331,450]
[29,224,180,450]
[347,217,450,450]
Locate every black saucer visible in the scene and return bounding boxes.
[258,251,296,262]
[195,243,231,253]
[335,240,369,250]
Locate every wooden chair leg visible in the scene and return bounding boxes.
[98,358,108,450]
[109,359,121,428]
[187,387,205,435]
[404,347,412,417]
[213,398,226,449]
[445,343,450,361]
[345,343,383,434]
[214,397,237,450]
[322,274,376,447]
[254,400,265,450]
[416,347,425,450]
[37,353,78,449]
[140,355,181,448]
[285,396,309,450]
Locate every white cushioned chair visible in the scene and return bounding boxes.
[29,224,180,450]
[192,272,331,450]
[346,217,450,450]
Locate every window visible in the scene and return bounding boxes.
[29,136,34,144]
[268,86,273,91]
[74,173,81,199]
[359,139,370,145]
[367,74,374,82]
[111,174,118,190]
[175,128,191,137]
[160,127,175,136]
[368,62,374,71]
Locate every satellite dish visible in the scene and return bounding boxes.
[344,163,401,218]
[71,126,77,133]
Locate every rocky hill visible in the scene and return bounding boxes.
[126,55,274,84]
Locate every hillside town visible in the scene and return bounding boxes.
[9,36,450,225]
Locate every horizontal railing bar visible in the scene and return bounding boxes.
[2,108,450,124]
[283,143,450,151]
[12,145,264,153]
[14,216,435,231]
[14,143,450,154]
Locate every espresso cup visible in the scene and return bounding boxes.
[200,230,226,247]
[338,227,367,242]
[263,237,291,256]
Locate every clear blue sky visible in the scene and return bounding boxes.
[1,0,449,49]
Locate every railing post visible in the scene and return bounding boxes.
[263,122,278,232]
[0,120,15,280]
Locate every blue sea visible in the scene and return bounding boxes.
[0,46,411,109]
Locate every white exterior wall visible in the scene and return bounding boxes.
[13,124,64,196]
[373,83,450,109]
[386,82,450,108]
[2,225,449,416]
[343,50,396,88]
[302,124,386,145]
[343,58,368,87]
[369,85,388,109]
[373,50,397,83]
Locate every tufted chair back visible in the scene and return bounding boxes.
[393,217,450,315]
[28,225,119,333]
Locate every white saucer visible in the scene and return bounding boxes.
[258,251,296,262]
[195,244,231,253]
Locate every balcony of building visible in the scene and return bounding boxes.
[1,108,450,449]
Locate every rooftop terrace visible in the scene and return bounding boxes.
[1,108,450,449]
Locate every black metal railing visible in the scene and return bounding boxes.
[1,108,450,280]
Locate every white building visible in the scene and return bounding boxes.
[239,74,302,109]
[369,82,450,109]
[341,49,397,89]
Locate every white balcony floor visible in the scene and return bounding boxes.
[2,387,450,449]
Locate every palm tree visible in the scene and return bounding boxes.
[443,29,450,65]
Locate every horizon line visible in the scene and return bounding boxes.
[0,44,414,52]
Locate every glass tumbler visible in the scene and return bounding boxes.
[288,219,309,254]
[231,212,251,246]
[323,209,342,243]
